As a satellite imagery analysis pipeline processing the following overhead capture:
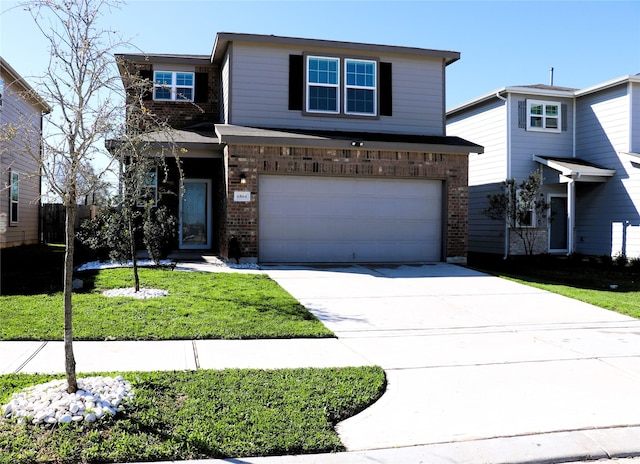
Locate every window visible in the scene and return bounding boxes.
[527,100,561,133]
[137,169,158,207]
[307,57,339,113]
[0,77,4,109]
[153,71,194,101]
[9,171,18,224]
[345,59,376,115]
[306,56,378,116]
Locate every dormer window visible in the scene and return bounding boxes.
[153,71,194,101]
[305,56,378,117]
[527,100,561,133]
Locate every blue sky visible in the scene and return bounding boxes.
[1,0,639,109]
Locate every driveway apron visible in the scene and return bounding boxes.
[264,263,640,453]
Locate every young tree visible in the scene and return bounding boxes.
[23,0,127,393]
[483,170,549,256]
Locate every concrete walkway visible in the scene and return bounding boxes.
[5,262,640,463]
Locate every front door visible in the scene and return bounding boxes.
[179,179,212,249]
[549,195,568,252]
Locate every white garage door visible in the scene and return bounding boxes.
[259,175,442,263]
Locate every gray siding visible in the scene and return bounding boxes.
[447,99,506,254]
[509,95,575,182]
[575,84,640,258]
[226,41,447,135]
[0,74,43,247]
[632,81,640,153]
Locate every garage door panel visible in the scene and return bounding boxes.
[259,175,442,263]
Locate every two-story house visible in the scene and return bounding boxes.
[117,33,483,264]
[0,57,51,248]
[447,74,640,260]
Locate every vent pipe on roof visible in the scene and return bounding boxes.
[550,67,554,86]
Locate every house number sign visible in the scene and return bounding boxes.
[234,191,251,202]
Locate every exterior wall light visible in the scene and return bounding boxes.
[239,173,247,184]
[351,141,364,147]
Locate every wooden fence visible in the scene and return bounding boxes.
[41,204,97,244]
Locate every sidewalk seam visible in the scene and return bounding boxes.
[14,341,48,373]
[192,340,200,369]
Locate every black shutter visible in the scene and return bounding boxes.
[561,103,568,131]
[139,69,153,101]
[289,55,303,111]
[518,100,527,129]
[380,62,392,116]
[195,72,209,103]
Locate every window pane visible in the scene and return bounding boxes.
[176,87,193,101]
[11,203,18,223]
[346,60,375,88]
[309,86,337,111]
[545,105,558,116]
[530,116,543,128]
[347,88,374,114]
[176,73,193,86]
[530,104,543,115]
[154,72,172,85]
[308,58,338,85]
[545,117,558,129]
[154,87,171,100]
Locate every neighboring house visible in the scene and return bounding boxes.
[116,33,482,264]
[0,57,51,248]
[447,74,640,259]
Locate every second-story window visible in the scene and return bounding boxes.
[306,56,378,117]
[307,57,339,113]
[527,100,561,133]
[153,71,194,102]
[345,59,376,115]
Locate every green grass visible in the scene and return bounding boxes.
[0,267,333,340]
[0,366,386,463]
[469,255,640,318]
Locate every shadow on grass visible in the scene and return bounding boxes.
[468,253,640,293]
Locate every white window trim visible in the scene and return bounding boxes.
[9,170,18,225]
[344,58,377,116]
[153,71,195,102]
[137,169,158,207]
[306,56,340,114]
[526,99,561,133]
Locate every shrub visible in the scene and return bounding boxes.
[143,204,178,263]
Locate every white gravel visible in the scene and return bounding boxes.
[2,376,133,425]
[102,287,169,299]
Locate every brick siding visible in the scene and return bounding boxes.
[222,144,469,262]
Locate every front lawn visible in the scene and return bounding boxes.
[0,366,386,463]
[0,267,333,340]
[469,255,640,318]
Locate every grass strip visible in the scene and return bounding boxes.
[0,366,386,463]
[0,268,333,340]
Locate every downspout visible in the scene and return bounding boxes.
[496,90,511,259]
[567,175,576,256]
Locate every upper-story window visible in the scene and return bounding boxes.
[153,71,194,102]
[527,100,561,133]
[9,170,19,224]
[306,56,378,117]
[0,77,4,109]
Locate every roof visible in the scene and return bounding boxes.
[212,32,460,66]
[0,57,51,114]
[448,75,640,116]
[115,53,211,66]
[533,155,615,181]
[215,125,483,154]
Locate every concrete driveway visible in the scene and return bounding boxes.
[264,263,640,461]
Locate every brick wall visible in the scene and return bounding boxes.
[509,228,548,255]
[222,144,469,262]
[122,62,219,128]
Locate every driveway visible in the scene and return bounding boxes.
[264,263,640,460]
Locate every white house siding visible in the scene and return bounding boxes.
[226,41,447,135]
[447,99,506,254]
[0,78,43,248]
[575,84,640,257]
[632,81,640,152]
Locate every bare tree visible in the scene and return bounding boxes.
[23,0,127,393]
[483,171,549,257]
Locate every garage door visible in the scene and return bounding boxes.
[259,175,442,263]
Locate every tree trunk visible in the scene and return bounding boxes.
[128,211,140,292]
[64,203,78,393]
